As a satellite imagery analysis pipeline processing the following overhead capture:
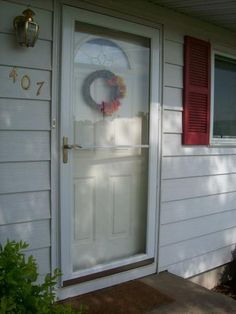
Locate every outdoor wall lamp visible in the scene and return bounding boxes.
[13,8,39,47]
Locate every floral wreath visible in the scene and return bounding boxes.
[82,70,126,116]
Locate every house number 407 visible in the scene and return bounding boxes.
[9,67,45,96]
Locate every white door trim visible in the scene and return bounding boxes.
[60,4,161,294]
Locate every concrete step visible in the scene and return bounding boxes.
[141,272,236,313]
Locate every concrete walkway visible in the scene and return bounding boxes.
[141,272,236,313]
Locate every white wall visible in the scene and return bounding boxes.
[0,0,53,280]
[160,26,236,278]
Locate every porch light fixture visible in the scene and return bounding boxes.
[13,8,39,47]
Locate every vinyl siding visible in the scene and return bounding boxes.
[0,0,52,279]
[160,23,236,277]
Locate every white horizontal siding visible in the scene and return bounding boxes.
[0,0,52,281]
[163,37,183,144]
[164,39,183,65]
[162,174,236,202]
[0,161,50,194]
[163,155,236,179]
[159,244,235,278]
[160,209,236,246]
[164,63,183,88]
[163,134,236,156]
[25,247,51,276]
[163,86,182,109]
[0,33,51,70]
[158,5,236,278]
[161,191,236,224]
[0,131,50,162]
[159,226,236,266]
[0,66,51,100]
[0,99,50,130]
[0,220,50,250]
[0,2,52,41]
[164,26,184,44]
[163,110,182,133]
[0,191,50,225]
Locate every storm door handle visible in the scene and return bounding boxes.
[62,136,82,163]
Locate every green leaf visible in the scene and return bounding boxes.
[0,240,83,314]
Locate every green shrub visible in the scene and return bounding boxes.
[0,240,84,314]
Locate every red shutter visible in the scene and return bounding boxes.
[182,36,211,145]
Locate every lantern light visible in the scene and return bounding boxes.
[13,9,39,48]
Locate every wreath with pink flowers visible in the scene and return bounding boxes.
[82,70,126,116]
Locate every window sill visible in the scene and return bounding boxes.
[210,139,236,147]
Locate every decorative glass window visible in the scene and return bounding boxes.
[213,54,236,140]
[75,38,130,69]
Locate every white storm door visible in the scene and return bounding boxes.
[60,6,160,285]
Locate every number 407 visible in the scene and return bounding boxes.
[9,67,45,96]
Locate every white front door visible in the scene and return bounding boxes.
[60,6,160,288]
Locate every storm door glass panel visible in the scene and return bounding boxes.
[72,22,150,272]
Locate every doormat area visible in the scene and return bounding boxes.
[61,280,174,314]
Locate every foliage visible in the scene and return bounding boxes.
[0,240,83,314]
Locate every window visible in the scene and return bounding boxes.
[75,38,130,69]
[212,54,236,141]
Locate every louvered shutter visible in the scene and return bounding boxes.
[182,36,211,145]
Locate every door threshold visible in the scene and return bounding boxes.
[63,258,154,287]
